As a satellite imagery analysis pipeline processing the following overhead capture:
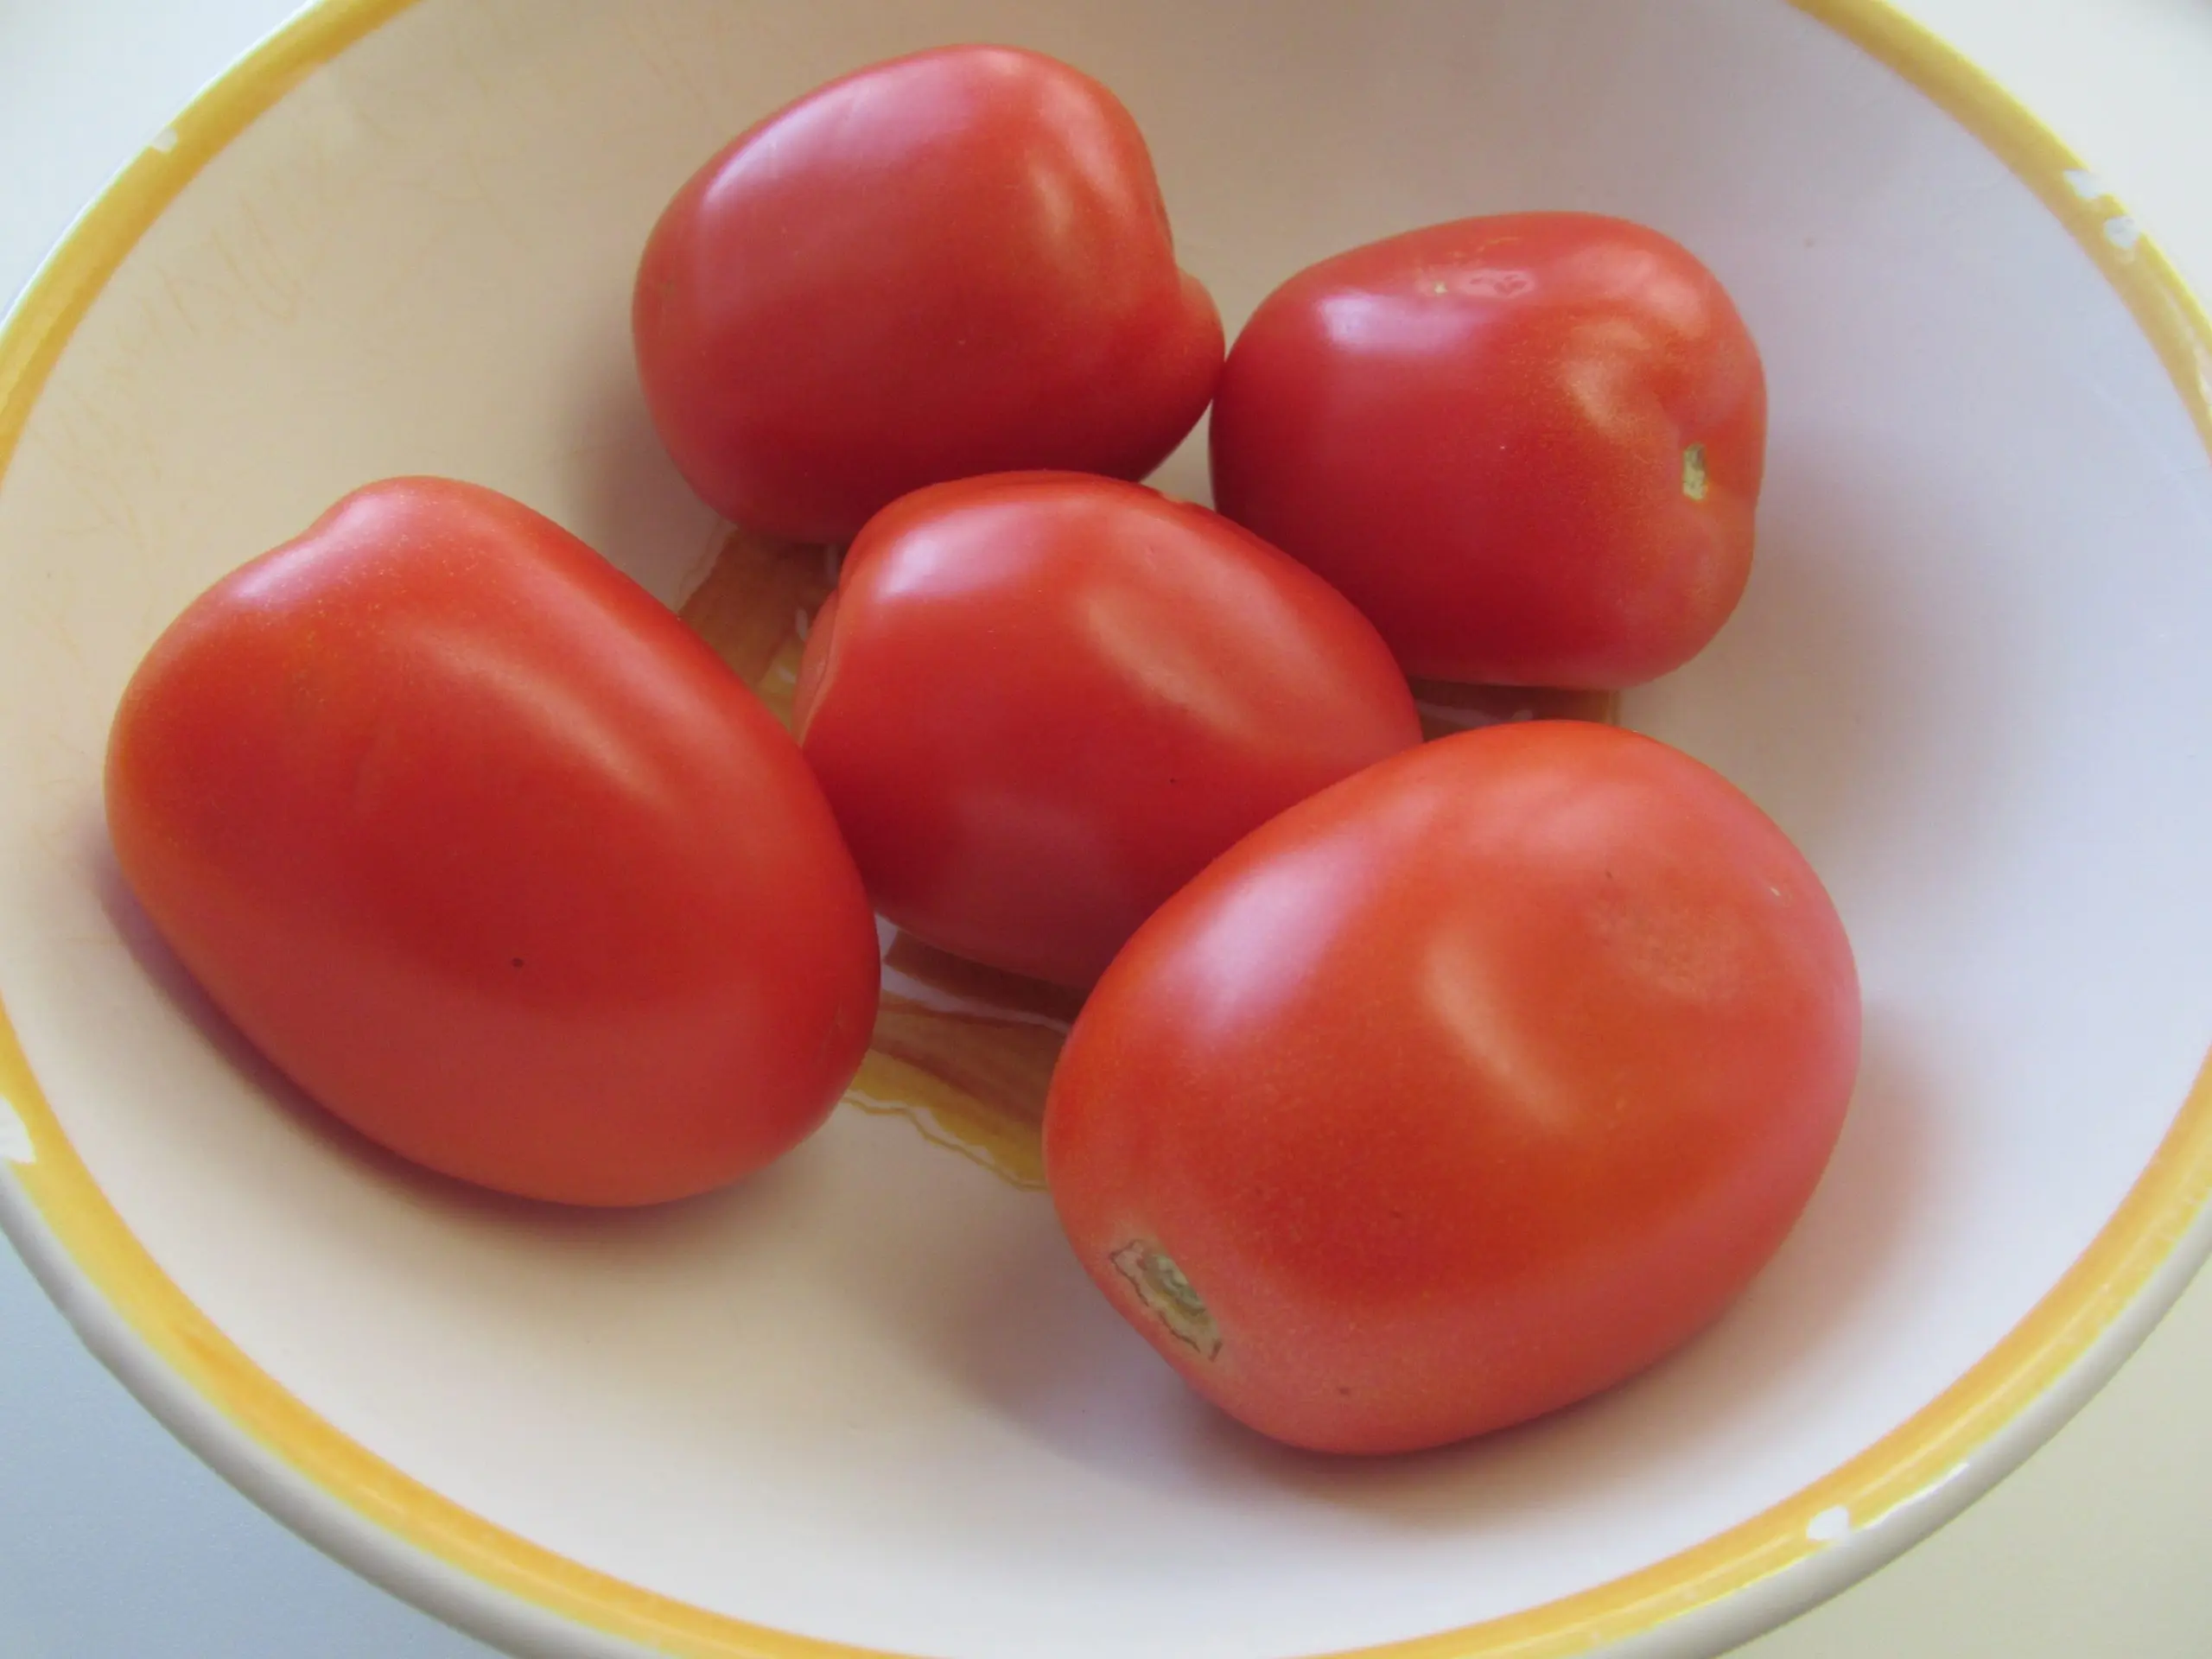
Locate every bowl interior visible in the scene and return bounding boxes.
[3,2,2212,1656]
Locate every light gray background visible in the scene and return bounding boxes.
[3,2,2209,1655]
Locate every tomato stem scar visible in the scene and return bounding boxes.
[1681,442,1709,501]
[1110,1241,1222,1358]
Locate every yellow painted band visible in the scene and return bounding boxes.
[1794,0,2212,462]
[2,2,2209,1656]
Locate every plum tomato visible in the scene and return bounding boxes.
[105,477,881,1206]
[1211,213,1765,690]
[634,46,1224,544]
[792,472,1423,988]
[1045,720,1858,1453]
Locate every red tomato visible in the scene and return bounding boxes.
[1045,721,1858,1453]
[105,478,881,1207]
[792,473,1422,988]
[633,46,1224,545]
[1210,213,1766,690]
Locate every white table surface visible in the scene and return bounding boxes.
[4,3,2210,1655]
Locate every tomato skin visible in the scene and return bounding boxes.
[105,478,880,1207]
[1044,721,1857,1453]
[633,46,1224,545]
[793,473,1423,989]
[1210,213,1765,690]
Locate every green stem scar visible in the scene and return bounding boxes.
[1681,442,1709,501]
[1110,1241,1223,1359]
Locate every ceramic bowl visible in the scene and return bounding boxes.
[3,3,2210,1656]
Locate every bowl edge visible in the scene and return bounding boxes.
[3,1,2210,1656]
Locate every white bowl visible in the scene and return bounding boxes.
[3,2,2211,1656]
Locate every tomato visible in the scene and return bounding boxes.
[792,473,1422,989]
[633,46,1224,545]
[1045,721,1858,1453]
[1210,213,1766,690]
[105,478,881,1207]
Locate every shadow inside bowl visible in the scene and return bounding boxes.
[549,308,733,608]
[1628,406,2034,936]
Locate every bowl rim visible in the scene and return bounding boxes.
[3,2,2211,1656]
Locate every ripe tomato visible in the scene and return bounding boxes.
[633,46,1224,545]
[1210,213,1766,690]
[105,478,881,1207]
[1045,721,1858,1453]
[792,473,1422,989]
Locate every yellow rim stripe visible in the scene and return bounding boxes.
[0,0,402,470]
[2,2,2209,1656]
[1795,0,2212,460]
